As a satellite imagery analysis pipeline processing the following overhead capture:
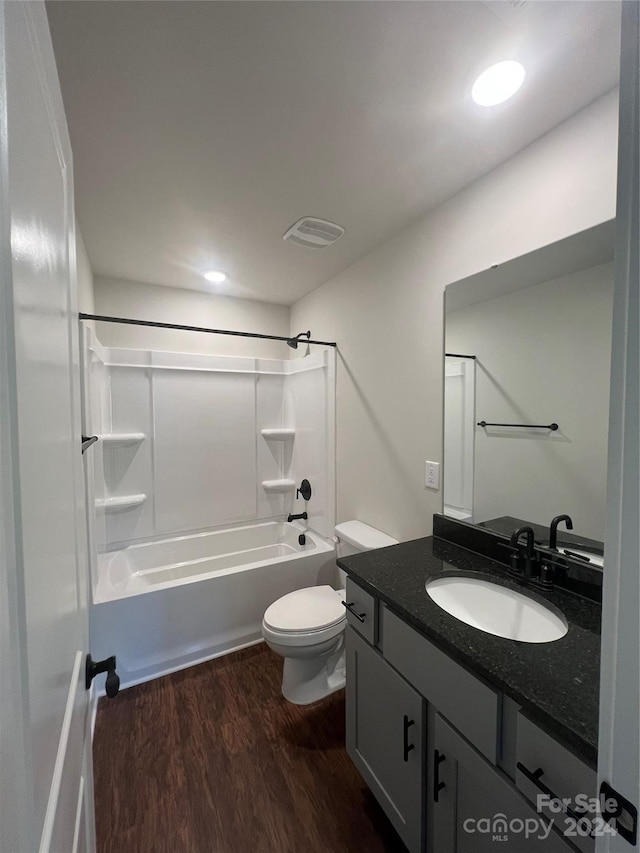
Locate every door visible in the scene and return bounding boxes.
[0,3,95,852]
[345,626,424,853]
[597,3,640,851]
[432,715,573,853]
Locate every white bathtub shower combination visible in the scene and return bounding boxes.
[91,521,335,687]
[83,329,336,689]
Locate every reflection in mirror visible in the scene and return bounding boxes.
[444,355,476,522]
[443,221,615,555]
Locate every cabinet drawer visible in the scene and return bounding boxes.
[343,577,377,645]
[382,606,500,763]
[516,713,596,853]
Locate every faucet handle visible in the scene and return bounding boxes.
[497,541,523,577]
[537,563,555,588]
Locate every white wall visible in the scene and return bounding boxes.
[291,90,619,542]
[447,262,614,541]
[93,276,290,359]
[76,225,95,313]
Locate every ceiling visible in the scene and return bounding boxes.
[46,1,621,305]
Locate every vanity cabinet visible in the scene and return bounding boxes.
[346,626,425,853]
[344,578,589,853]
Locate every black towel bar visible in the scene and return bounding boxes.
[478,421,558,431]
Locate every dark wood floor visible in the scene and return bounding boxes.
[94,643,407,853]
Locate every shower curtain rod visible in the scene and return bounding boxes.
[78,313,337,347]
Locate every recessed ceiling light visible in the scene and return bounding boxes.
[203,270,227,284]
[472,60,525,107]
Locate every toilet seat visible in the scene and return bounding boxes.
[263,585,345,633]
[262,585,346,647]
[262,619,345,648]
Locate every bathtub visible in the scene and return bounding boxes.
[90,521,336,689]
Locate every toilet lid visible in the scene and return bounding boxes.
[264,586,345,633]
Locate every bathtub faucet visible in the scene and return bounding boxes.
[287,512,308,523]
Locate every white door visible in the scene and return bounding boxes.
[597,2,640,850]
[0,3,95,852]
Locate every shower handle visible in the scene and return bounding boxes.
[296,479,312,502]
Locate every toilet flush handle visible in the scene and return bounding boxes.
[341,601,366,623]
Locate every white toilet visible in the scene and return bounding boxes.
[262,520,398,705]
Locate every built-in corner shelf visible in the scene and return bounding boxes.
[95,494,147,513]
[261,479,296,494]
[260,428,296,440]
[100,433,146,448]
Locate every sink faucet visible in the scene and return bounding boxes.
[509,526,538,581]
[549,514,573,550]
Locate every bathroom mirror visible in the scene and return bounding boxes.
[443,220,615,549]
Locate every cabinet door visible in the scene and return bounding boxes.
[432,715,574,853]
[346,626,424,853]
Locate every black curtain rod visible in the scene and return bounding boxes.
[445,352,476,360]
[78,313,337,347]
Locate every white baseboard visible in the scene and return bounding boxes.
[93,637,266,698]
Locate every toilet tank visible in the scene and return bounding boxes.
[334,520,399,588]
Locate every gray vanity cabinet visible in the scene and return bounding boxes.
[344,577,593,853]
[346,626,425,853]
[432,715,574,853]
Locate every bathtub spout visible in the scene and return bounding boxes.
[287,512,308,523]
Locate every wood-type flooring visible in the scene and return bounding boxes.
[93,643,407,853]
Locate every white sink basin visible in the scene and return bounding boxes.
[425,575,568,643]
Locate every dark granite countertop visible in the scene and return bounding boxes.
[338,535,601,766]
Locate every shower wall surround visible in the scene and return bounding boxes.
[82,327,335,594]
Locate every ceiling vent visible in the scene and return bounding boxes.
[483,0,529,23]
[283,217,345,249]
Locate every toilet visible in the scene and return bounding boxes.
[262,520,398,704]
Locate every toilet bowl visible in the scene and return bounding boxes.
[262,520,398,705]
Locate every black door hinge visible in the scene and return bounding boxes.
[600,781,638,845]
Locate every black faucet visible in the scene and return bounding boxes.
[508,526,538,581]
[549,514,573,550]
[287,512,308,523]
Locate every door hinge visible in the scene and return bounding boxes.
[600,781,638,846]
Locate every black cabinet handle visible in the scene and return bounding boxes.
[403,715,415,762]
[516,762,593,836]
[341,601,366,623]
[85,653,120,698]
[433,750,446,802]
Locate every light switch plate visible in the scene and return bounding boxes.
[425,461,440,490]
